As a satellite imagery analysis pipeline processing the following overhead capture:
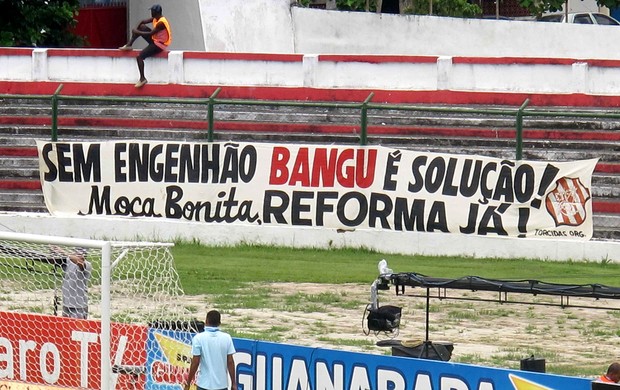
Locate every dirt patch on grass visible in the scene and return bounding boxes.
[213,282,620,378]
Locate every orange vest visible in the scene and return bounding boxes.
[152,16,172,49]
[599,375,616,383]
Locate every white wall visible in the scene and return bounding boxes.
[130,0,295,53]
[291,8,620,59]
[5,48,620,95]
[129,0,205,51]
[2,54,31,81]
[183,55,304,86]
[0,212,617,262]
[127,0,620,59]
[564,0,601,13]
[198,0,295,53]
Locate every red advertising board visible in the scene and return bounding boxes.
[0,311,147,389]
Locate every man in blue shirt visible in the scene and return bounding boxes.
[185,310,236,390]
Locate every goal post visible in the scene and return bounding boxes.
[0,231,189,390]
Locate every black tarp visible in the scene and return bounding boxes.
[388,272,620,300]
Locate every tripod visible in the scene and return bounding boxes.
[418,288,448,361]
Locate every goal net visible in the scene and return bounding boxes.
[0,231,193,390]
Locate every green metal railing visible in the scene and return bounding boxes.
[4,85,620,160]
[51,84,63,142]
[515,98,530,160]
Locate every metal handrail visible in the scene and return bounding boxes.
[207,87,222,142]
[3,86,618,158]
[515,98,530,160]
[50,84,64,142]
[360,92,374,145]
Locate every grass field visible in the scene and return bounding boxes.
[171,242,620,295]
[170,242,620,377]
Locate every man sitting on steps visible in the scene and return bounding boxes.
[118,4,172,88]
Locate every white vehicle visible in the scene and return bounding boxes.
[538,12,620,25]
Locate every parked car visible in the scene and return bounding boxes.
[538,12,620,25]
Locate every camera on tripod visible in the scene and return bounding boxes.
[366,304,402,332]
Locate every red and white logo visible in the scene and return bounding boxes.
[545,177,591,227]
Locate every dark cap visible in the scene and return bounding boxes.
[149,4,162,13]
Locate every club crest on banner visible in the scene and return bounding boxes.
[545,177,591,227]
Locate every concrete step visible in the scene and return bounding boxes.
[0,188,46,212]
[0,167,39,179]
[593,178,620,199]
[12,126,610,157]
[0,189,44,203]
[0,203,48,213]
[0,158,38,169]
[0,98,618,240]
[0,203,47,213]
[2,99,619,139]
[593,215,620,240]
[2,116,619,144]
[593,173,620,187]
[594,229,620,241]
[4,100,620,134]
[0,99,620,147]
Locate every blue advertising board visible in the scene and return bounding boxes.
[146,328,591,390]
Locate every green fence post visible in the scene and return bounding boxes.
[360,92,374,146]
[207,87,222,142]
[515,98,530,160]
[51,84,64,142]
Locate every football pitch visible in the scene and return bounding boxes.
[170,242,620,377]
[171,242,620,295]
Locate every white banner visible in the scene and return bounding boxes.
[37,141,597,240]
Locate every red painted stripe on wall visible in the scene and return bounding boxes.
[0,48,33,56]
[585,60,620,68]
[593,200,620,214]
[0,147,38,157]
[452,57,576,66]
[183,52,303,62]
[0,180,41,190]
[46,48,150,58]
[595,163,620,174]
[317,54,439,64]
